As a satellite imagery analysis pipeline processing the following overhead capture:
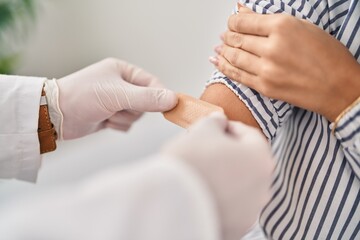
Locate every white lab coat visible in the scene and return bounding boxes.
[0,75,45,182]
[0,75,220,240]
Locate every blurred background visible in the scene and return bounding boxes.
[1,0,235,198]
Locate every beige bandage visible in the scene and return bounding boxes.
[163,93,224,128]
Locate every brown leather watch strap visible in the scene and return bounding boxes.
[38,88,57,154]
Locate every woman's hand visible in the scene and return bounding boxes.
[210,7,360,122]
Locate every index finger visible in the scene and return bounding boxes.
[127,66,164,88]
[228,13,271,36]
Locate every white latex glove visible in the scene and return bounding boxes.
[46,58,177,140]
[162,113,274,240]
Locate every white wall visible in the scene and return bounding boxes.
[2,0,236,194]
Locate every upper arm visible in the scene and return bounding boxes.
[200,83,261,129]
[202,71,294,141]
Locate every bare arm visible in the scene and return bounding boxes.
[200,83,261,130]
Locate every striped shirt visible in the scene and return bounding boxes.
[206,0,360,239]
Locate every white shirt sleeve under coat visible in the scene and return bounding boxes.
[0,74,46,182]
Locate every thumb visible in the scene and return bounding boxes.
[128,86,178,112]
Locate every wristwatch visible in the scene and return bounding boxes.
[38,87,57,154]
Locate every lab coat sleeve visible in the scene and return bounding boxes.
[0,155,221,240]
[0,74,46,182]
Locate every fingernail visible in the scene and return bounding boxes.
[214,45,222,55]
[209,56,219,66]
[160,90,178,111]
[167,90,179,107]
[220,33,225,41]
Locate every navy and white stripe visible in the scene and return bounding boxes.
[206,0,360,239]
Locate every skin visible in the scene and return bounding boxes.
[200,83,260,129]
[209,5,360,122]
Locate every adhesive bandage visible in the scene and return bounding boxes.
[163,93,224,128]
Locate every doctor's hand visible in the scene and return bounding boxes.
[211,7,360,122]
[48,58,177,140]
[162,113,274,240]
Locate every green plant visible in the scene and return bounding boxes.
[0,0,36,74]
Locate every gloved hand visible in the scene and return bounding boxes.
[45,58,178,140]
[162,113,274,240]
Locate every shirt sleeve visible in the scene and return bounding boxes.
[0,156,220,240]
[332,102,360,178]
[206,0,332,140]
[239,0,329,29]
[0,74,46,182]
[206,71,294,141]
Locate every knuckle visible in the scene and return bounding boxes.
[263,40,280,59]
[259,60,279,80]
[241,52,252,65]
[219,60,228,74]
[222,62,240,81]
[225,49,239,66]
[259,63,274,78]
[220,58,242,82]
[225,31,244,49]
[271,14,291,32]
[230,68,242,81]
[233,33,244,49]
[224,31,230,43]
